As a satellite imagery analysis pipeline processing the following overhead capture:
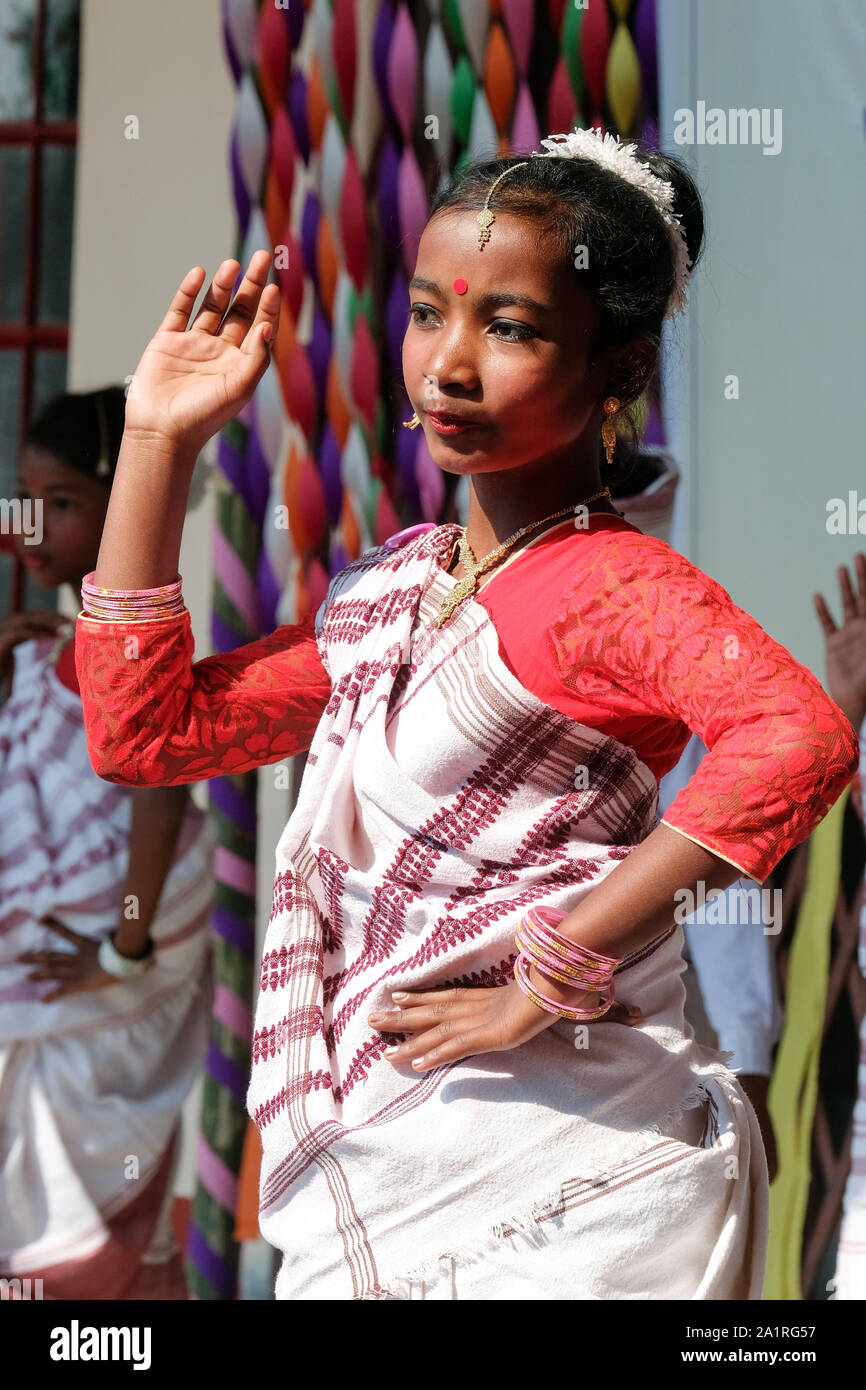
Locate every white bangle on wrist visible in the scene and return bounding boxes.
[98,934,155,979]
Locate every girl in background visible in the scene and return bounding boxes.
[0,387,215,1299]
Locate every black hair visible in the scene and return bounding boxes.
[428,140,705,399]
[24,386,127,485]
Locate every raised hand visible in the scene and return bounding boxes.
[814,553,866,731]
[124,249,280,456]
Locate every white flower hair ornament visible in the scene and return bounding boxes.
[532,128,693,318]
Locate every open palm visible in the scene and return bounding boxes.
[814,553,866,728]
[124,249,280,456]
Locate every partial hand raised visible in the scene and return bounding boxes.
[124,249,280,456]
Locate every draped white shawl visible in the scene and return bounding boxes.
[0,639,215,1272]
[250,526,768,1299]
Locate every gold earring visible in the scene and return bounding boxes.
[601,396,620,467]
[403,411,421,430]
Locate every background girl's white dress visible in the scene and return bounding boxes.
[0,637,215,1273]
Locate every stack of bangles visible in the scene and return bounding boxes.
[80,572,186,622]
[514,906,620,1022]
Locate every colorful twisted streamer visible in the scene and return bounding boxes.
[190,0,664,1298]
[186,421,262,1303]
[186,0,272,1304]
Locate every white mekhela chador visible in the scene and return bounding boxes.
[249,528,769,1300]
[0,637,215,1295]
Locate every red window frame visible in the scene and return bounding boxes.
[0,0,78,611]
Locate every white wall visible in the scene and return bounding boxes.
[659,0,866,680]
[70,0,236,656]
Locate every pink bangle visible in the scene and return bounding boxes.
[81,598,186,620]
[82,571,183,598]
[524,906,619,971]
[513,955,616,1023]
[516,921,612,990]
[512,906,621,1021]
[515,907,619,991]
[515,927,596,990]
[81,571,186,621]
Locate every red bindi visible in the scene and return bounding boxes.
[453,278,468,295]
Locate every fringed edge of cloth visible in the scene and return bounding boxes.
[358,1059,736,1301]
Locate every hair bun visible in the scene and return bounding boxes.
[638,149,705,274]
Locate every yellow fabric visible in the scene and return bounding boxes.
[764,789,848,1299]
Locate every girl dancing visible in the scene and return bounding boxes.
[75,130,857,1299]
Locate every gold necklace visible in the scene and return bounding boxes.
[434,487,617,628]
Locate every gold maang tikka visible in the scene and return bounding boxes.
[475,160,530,250]
[403,162,531,430]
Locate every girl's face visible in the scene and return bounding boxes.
[14,446,110,590]
[402,210,622,480]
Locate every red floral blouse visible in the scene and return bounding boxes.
[75,516,858,885]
